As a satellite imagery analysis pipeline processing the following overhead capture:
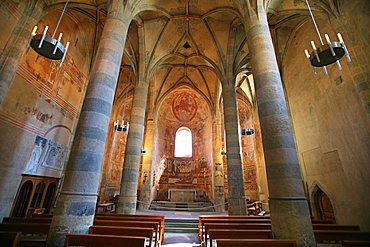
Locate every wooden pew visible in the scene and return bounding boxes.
[314,230,370,243]
[311,219,334,224]
[2,217,52,224]
[95,214,164,243]
[199,217,271,242]
[0,223,50,246]
[0,231,21,247]
[216,239,298,247]
[208,229,273,247]
[342,240,370,246]
[93,220,159,246]
[312,224,360,231]
[64,234,146,247]
[203,223,272,247]
[89,226,154,247]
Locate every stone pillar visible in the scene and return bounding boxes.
[212,118,225,212]
[117,80,149,214]
[222,82,247,215]
[0,0,44,106]
[139,118,155,209]
[244,3,316,246]
[47,1,129,246]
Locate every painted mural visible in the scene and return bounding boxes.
[155,87,213,202]
[24,135,66,175]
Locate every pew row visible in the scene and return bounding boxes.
[0,223,50,246]
[64,234,146,247]
[0,231,21,247]
[314,230,370,243]
[95,213,164,243]
[216,239,298,247]
[89,226,154,247]
[208,229,273,247]
[93,220,159,247]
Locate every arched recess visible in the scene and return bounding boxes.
[42,182,57,213]
[30,182,45,209]
[11,180,33,217]
[312,184,336,222]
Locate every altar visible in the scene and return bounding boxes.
[168,189,196,202]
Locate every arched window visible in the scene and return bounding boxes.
[174,127,192,157]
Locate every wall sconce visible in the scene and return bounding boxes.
[141,148,146,154]
[114,120,129,132]
[220,150,227,156]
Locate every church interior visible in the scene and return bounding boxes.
[0,0,369,246]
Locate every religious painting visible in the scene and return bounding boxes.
[172,92,197,122]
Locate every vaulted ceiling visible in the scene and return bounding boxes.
[42,0,341,113]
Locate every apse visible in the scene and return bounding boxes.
[153,86,213,203]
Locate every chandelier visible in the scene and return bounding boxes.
[304,0,351,75]
[27,1,70,67]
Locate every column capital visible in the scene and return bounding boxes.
[107,0,128,21]
[238,0,270,30]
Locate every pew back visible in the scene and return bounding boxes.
[216,239,298,247]
[64,234,146,247]
[0,231,21,247]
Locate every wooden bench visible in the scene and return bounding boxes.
[64,234,146,247]
[95,214,164,243]
[342,240,370,246]
[216,239,298,247]
[0,231,21,247]
[311,219,334,224]
[208,229,273,247]
[2,217,52,224]
[199,217,271,242]
[203,223,272,247]
[314,230,370,243]
[0,223,50,246]
[89,226,154,247]
[312,224,360,231]
[93,220,159,246]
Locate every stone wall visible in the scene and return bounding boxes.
[282,0,370,230]
[0,4,95,220]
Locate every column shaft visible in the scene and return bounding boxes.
[245,14,316,247]
[222,82,247,215]
[212,119,225,212]
[47,1,129,245]
[117,82,149,214]
[139,119,155,209]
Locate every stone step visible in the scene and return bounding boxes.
[165,218,199,234]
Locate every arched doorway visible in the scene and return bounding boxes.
[314,186,336,223]
[12,181,33,217]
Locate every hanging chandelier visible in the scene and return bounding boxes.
[304,0,351,75]
[27,1,70,67]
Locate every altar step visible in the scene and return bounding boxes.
[149,201,215,212]
[165,218,199,233]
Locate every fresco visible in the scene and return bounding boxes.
[172,92,197,122]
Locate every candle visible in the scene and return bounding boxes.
[31,26,38,36]
[65,41,70,50]
[43,26,49,36]
[337,33,344,43]
[310,41,316,50]
[324,34,331,44]
[304,49,310,58]
[57,33,63,43]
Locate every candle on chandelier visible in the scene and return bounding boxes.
[310,41,317,50]
[324,34,331,44]
[304,49,310,58]
[31,26,38,36]
[38,25,49,48]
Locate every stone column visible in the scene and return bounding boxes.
[117,80,149,214]
[47,1,129,246]
[212,118,225,212]
[139,118,155,209]
[244,3,316,246]
[0,0,44,106]
[222,82,247,215]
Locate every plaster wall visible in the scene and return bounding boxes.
[283,1,370,230]
[0,9,95,220]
